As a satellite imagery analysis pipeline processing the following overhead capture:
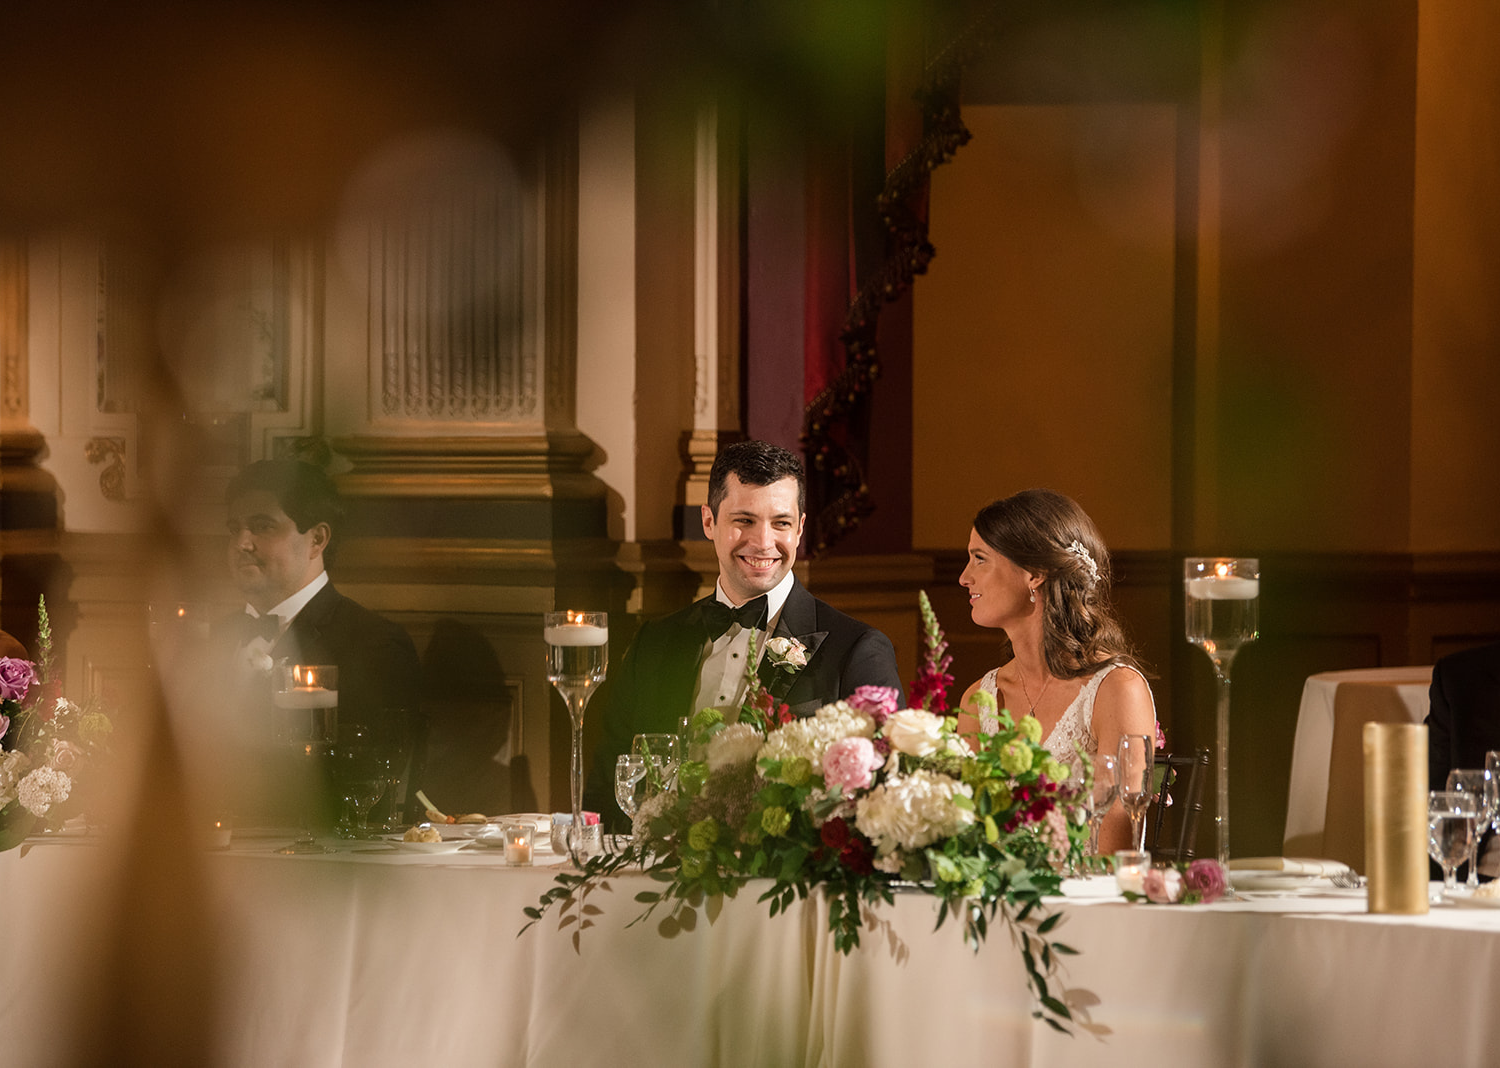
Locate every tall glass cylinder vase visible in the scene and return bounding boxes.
[1184,558,1259,870]
[544,611,608,864]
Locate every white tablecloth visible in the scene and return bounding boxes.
[6,836,1500,1067]
[1284,666,1432,862]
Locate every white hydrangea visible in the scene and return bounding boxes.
[631,785,678,844]
[854,769,975,854]
[757,701,875,770]
[0,749,30,808]
[706,723,766,772]
[16,765,71,817]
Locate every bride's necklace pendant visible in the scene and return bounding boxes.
[1018,667,1053,716]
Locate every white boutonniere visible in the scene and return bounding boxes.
[763,636,809,674]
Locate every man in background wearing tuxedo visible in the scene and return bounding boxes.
[584,441,904,822]
[216,460,421,823]
[1427,639,1500,881]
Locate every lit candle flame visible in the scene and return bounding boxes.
[1214,562,1231,579]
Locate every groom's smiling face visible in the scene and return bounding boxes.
[702,474,805,605]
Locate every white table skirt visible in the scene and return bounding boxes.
[6,837,1500,1067]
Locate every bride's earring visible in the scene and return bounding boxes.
[1028,586,1036,604]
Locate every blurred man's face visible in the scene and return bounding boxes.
[226,490,328,613]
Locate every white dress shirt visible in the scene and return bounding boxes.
[691,570,795,722]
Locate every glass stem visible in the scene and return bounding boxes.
[568,696,587,864]
[1214,664,1232,870]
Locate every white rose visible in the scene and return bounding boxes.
[885,709,945,758]
[706,723,766,772]
[765,637,808,668]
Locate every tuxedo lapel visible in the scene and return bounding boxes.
[272,583,338,664]
[759,581,828,701]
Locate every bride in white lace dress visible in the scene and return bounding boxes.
[953,490,1157,855]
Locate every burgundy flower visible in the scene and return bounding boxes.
[820,817,852,852]
[839,834,874,875]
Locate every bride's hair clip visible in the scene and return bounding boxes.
[1066,540,1099,587]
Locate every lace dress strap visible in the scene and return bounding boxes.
[976,668,1002,735]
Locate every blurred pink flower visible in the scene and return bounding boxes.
[1183,859,1227,903]
[823,736,881,794]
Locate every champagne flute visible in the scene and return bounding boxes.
[1447,768,1496,887]
[1429,790,1479,897]
[333,723,390,839]
[1087,753,1119,858]
[544,611,608,864]
[272,663,339,855]
[1117,734,1154,852]
[1185,557,1259,868]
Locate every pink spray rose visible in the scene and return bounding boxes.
[822,736,881,794]
[1183,859,1228,903]
[845,686,901,725]
[1142,866,1183,904]
[0,658,38,702]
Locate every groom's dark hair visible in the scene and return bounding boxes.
[707,440,805,517]
[227,459,346,564]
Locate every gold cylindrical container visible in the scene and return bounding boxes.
[1364,722,1429,914]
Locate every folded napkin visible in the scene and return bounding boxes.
[1229,856,1350,876]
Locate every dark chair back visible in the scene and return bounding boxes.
[1148,748,1210,863]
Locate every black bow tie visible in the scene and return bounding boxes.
[703,596,768,641]
[240,612,282,645]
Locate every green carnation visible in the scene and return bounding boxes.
[680,853,706,880]
[690,707,724,735]
[78,712,113,745]
[687,817,720,852]
[761,806,791,837]
[1041,758,1068,783]
[982,780,1013,812]
[741,823,765,847]
[781,757,812,787]
[677,761,709,796]
[999,740,1033,776]
[1016,714,1043,744]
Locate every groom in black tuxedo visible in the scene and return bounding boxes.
[583,441,903,822]
[212,460,422,822]
[1427,639,1500,880]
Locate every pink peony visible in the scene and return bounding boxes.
[845,686,902,725]
[1183,859,1228,903]
[822,736,881,794]
[0,658,38,702]
[1142,867,1183,904]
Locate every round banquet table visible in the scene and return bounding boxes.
[4,834,1500,1067]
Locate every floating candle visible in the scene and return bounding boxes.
[543,624,609,646]
[1184,576,1259,600]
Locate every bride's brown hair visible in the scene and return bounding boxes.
[972,489,1145,680]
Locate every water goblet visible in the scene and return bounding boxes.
[1447,768,1496,887]
[632,733,681,790]
[544,611,608,864]
[1087,753,1119,858]
[1429,789,1479,897]
[333,724,391,839]
[1117,734,1154,852]
[1486,751,1500,834]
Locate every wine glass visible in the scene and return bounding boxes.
[1486,751,1500,834]
[1185,557,1259,868]
[544,611,608,864]
[1117,734,1154,851]
[614,754,648,821]
[1447,768,1496,887]
[272,663,339,855]
[333,724,391,839]
[632,733,681,791]
[1087,753,1119,858]
[1429,789,1479,897]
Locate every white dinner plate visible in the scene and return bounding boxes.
[382,838,469,854]
[1445,888,1500,909]
[1230,871,1327,891]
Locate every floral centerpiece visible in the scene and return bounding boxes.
[523,592,1091,1033]
[0,598,114,851]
